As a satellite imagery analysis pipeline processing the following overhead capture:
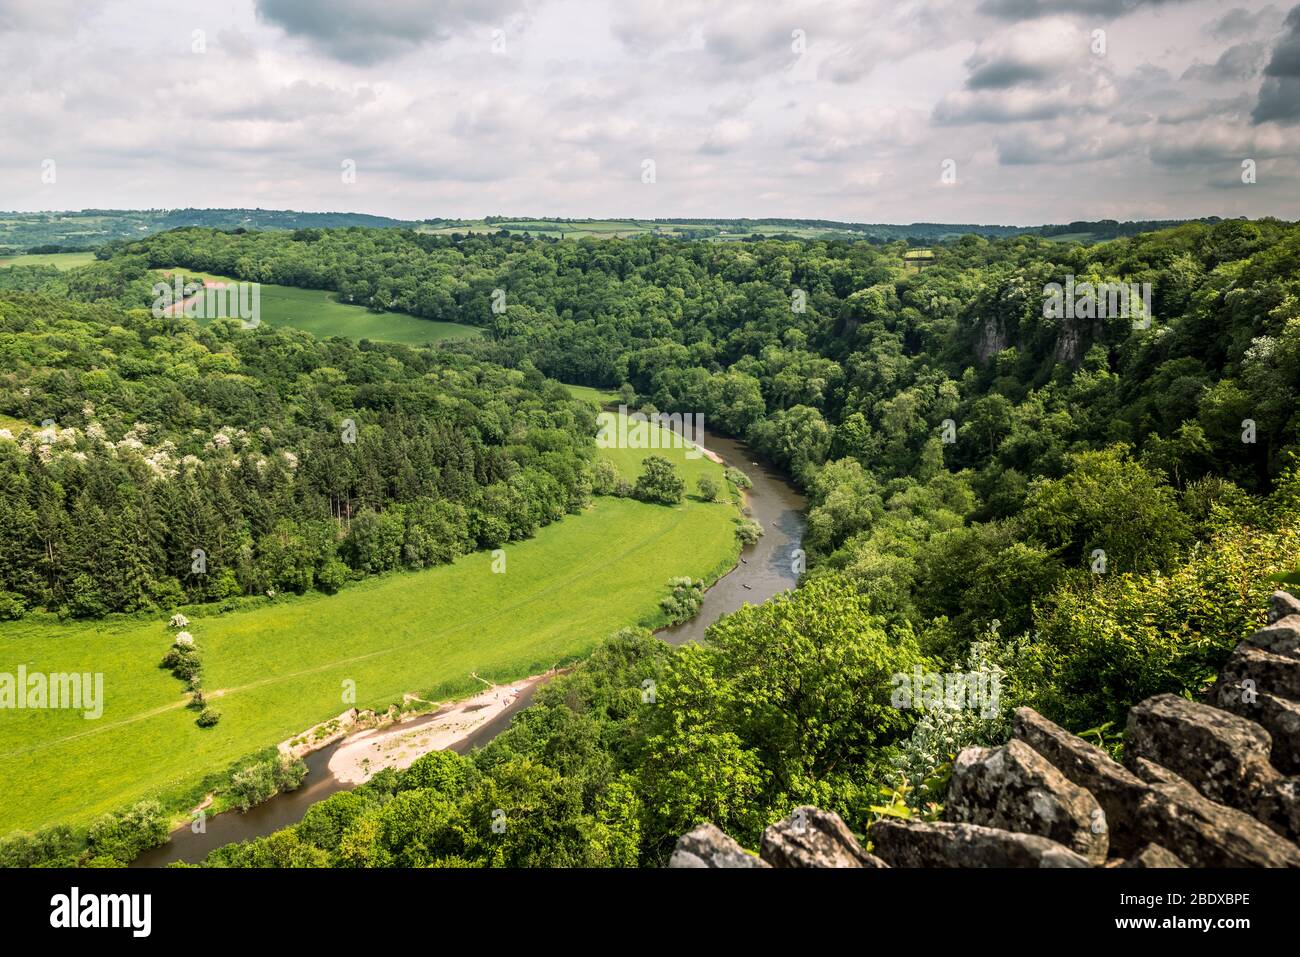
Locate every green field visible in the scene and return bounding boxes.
[0,415,741,834]
[157,269,482,346]
[0,251,97,270]
[564,384,622,407]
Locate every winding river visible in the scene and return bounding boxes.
[133,424,804,867]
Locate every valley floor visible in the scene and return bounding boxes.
[0,421,737,835]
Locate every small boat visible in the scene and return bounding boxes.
[742,583,753,590]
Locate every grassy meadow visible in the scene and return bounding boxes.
[157,269,483,346]
[564,383,622,407]
[0,251,98,269]
[0,414,741,834]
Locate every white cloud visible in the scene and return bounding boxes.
[0,0,1293,224]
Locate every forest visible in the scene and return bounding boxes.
[2,216,1300,866]
[0,292,599,617]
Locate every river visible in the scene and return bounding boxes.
[132,424,804,867]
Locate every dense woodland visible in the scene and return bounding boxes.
[0,292,599,617]
[4,217,1300,865]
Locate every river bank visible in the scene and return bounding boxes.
[131,674,552,867]
[132,422,804,866]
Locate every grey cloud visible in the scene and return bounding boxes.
[966,58,1060,90]
[0,0,105,30]
[1254,4,1300,122]
[1158,95,1252,124]
[707,92,754,118]
[1254,76,1300,121]
[1181,41,1268,81]
[1147,124,1269,167]
[993,120,1135,164]
[698,119,752,154]
[1208,5,1284,39]
[254,0,528,64]
[977,0,1192,20]
[703,18,791,66]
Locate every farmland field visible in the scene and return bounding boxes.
[0,251,97,269]
[157,269,483,346]
[564,383,622,407]
[0,414,740,834]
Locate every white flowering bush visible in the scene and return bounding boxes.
[891,643,1011,809]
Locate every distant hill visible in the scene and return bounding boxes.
[0,208,1241,255]
[0,208,413,253]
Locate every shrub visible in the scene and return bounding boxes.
[735,518,763,545]
[591,459,620,496]
[196,707,221,728]
[296,791,369,852]
[274,756,309,793]
[227,762,276,810]
[659,577,705,624]
[0,590,26,620]
[633,456,685,505]
[401,750,472,797]
[696,476,721,502]
[86,801,169,864]
[724,467,752,490]
[316,559,351,595]
[160,646,202,684]
[0,824,81,868]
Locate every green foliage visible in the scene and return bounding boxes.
[633,456,685,505]
[0,590,25,620]
[0,824,82,868]
[225,756,308,812]
[1007,482,1300,729]
[0,290,596,617]
[12,217,1300,869]
[723,467,752,490]
[1020,445,1191,575]
[85,801,169,864]
[658,577,704,624]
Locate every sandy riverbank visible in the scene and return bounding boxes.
[326,673,552,784]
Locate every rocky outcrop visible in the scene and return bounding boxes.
[1126,695,1279,812]
[1129,757,1300,867]
[761,807,886,868]
[975,316,1008,363]
[1213,634,1300,773]
[1003,707,1149,858]
[870,819,1089,868]
[668,809,880,869]
[943,739,1107,864]
[1011,706,1151,857]
[668,590,1300,868]
[669,824,769,868]
[1119,844,1186,868]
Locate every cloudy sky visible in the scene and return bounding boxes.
[2,0,1298,225]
